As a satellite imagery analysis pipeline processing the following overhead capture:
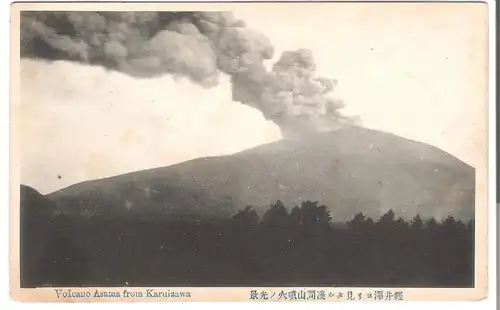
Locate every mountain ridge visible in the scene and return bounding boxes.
[45,127,475,221]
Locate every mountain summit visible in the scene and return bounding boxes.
[46,127,475,221]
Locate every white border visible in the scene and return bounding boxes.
[2,0,496,309]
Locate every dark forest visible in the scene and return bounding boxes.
[21,199,474,288]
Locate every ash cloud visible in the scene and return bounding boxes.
[20,11,361,139]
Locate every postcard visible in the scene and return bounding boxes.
[10,1,490,302]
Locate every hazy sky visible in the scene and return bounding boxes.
[18,3,488,194]
[234,4,487,164]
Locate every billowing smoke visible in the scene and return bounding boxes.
[20,11,361,139]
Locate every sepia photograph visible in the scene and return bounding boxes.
[9,1,490,302]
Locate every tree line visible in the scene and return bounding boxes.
[22,199,474,288]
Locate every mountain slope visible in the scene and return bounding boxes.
[20,185,58,287]
[46,127,475,221]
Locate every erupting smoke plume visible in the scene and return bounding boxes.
[20,11,361,139]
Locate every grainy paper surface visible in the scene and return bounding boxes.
[10,1,490,302]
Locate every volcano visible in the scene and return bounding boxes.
[43,127,475,222]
